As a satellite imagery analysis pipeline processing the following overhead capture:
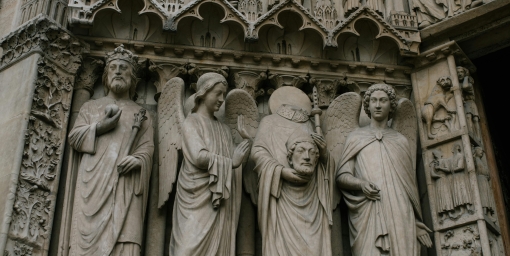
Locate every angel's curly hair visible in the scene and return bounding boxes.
[363,84,398,119]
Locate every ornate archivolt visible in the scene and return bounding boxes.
[67,0,420,54]
[330,6,418,55]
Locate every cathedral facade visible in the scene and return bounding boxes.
[0,0,509,254]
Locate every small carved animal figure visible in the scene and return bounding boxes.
[421,76,456,139]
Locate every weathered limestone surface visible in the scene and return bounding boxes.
[0,0,508,254]
[0,16,88,256]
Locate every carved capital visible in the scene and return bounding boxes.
[0,16,89,73]
[268,72,308,90]
[310,78,342,107]
[188,64,229,91]
[232,71,267,100]
[74,57,104,95]
[148,61,188,95]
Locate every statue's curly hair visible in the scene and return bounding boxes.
[363,83,398,119]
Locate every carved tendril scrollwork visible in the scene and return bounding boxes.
[7,58,74,253]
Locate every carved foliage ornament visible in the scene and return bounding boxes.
[0,15,88,73]
[5,58,74,255]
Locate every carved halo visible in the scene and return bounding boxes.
[268,86,312,114]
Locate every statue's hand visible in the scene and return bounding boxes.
[237,115,251,140]
[361,181,380,201]
[232,140,251,168]
[416,222,433,248]
[311,133,327,160]
[97,109,122,136]
[281,167,310,184]
[118,155,142,175]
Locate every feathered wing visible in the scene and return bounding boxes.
[323,92,362,166]
[322,92,362,208]
[391,98,418,168]
[224,89,259,204]
[157,77,186,208]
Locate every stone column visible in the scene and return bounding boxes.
[144,60,187,256]
[411,41,505,255]
[231,70,267,256]
[55,57,102,256]
[0,16,88,256]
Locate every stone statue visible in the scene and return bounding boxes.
[252,86,336,255]
[410,0,449,28]
[457,66,481,141]
[156,73,251,255]
[335,84,432,255]
[68,45,154,256]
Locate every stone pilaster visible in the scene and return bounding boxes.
[411,41,505,255]
[0,16,88,256]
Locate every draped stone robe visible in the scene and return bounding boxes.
[68,97,154,256]
[252,113,334,256]
[169,113,242,256]
[337,127,423,256]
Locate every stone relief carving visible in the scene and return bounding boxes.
[309,77,361,108]
[334,84,432,255]
[5,58,75,255]
[238,0,263,20]
[457,66,481,141]
[473,146,497,222]
[232,71,268,100]
[157,73,251,255]
[440,225,484,256]
[0,15,88,256]
[430,142,474,224]
[65,45,154,256]
[0,16,87,73]
[421,76,458,139]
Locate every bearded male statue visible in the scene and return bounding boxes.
[67,45,154,256]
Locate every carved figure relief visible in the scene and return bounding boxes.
[430,143,474,223]
[334,84,432,255]
[430,149,455,223]
[473,146,496,222]
[421,76,458,139]
[67,45,154,256]
[457,66,481,141]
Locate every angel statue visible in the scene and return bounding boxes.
[251,86,336,255]
[332,84,433,255]
[156,72,253,255]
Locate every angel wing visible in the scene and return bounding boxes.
[391,98,418,168]
[157,77,186,208]
[224,89,259,204]
[322,92,362,166]
[224,89,259,143]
